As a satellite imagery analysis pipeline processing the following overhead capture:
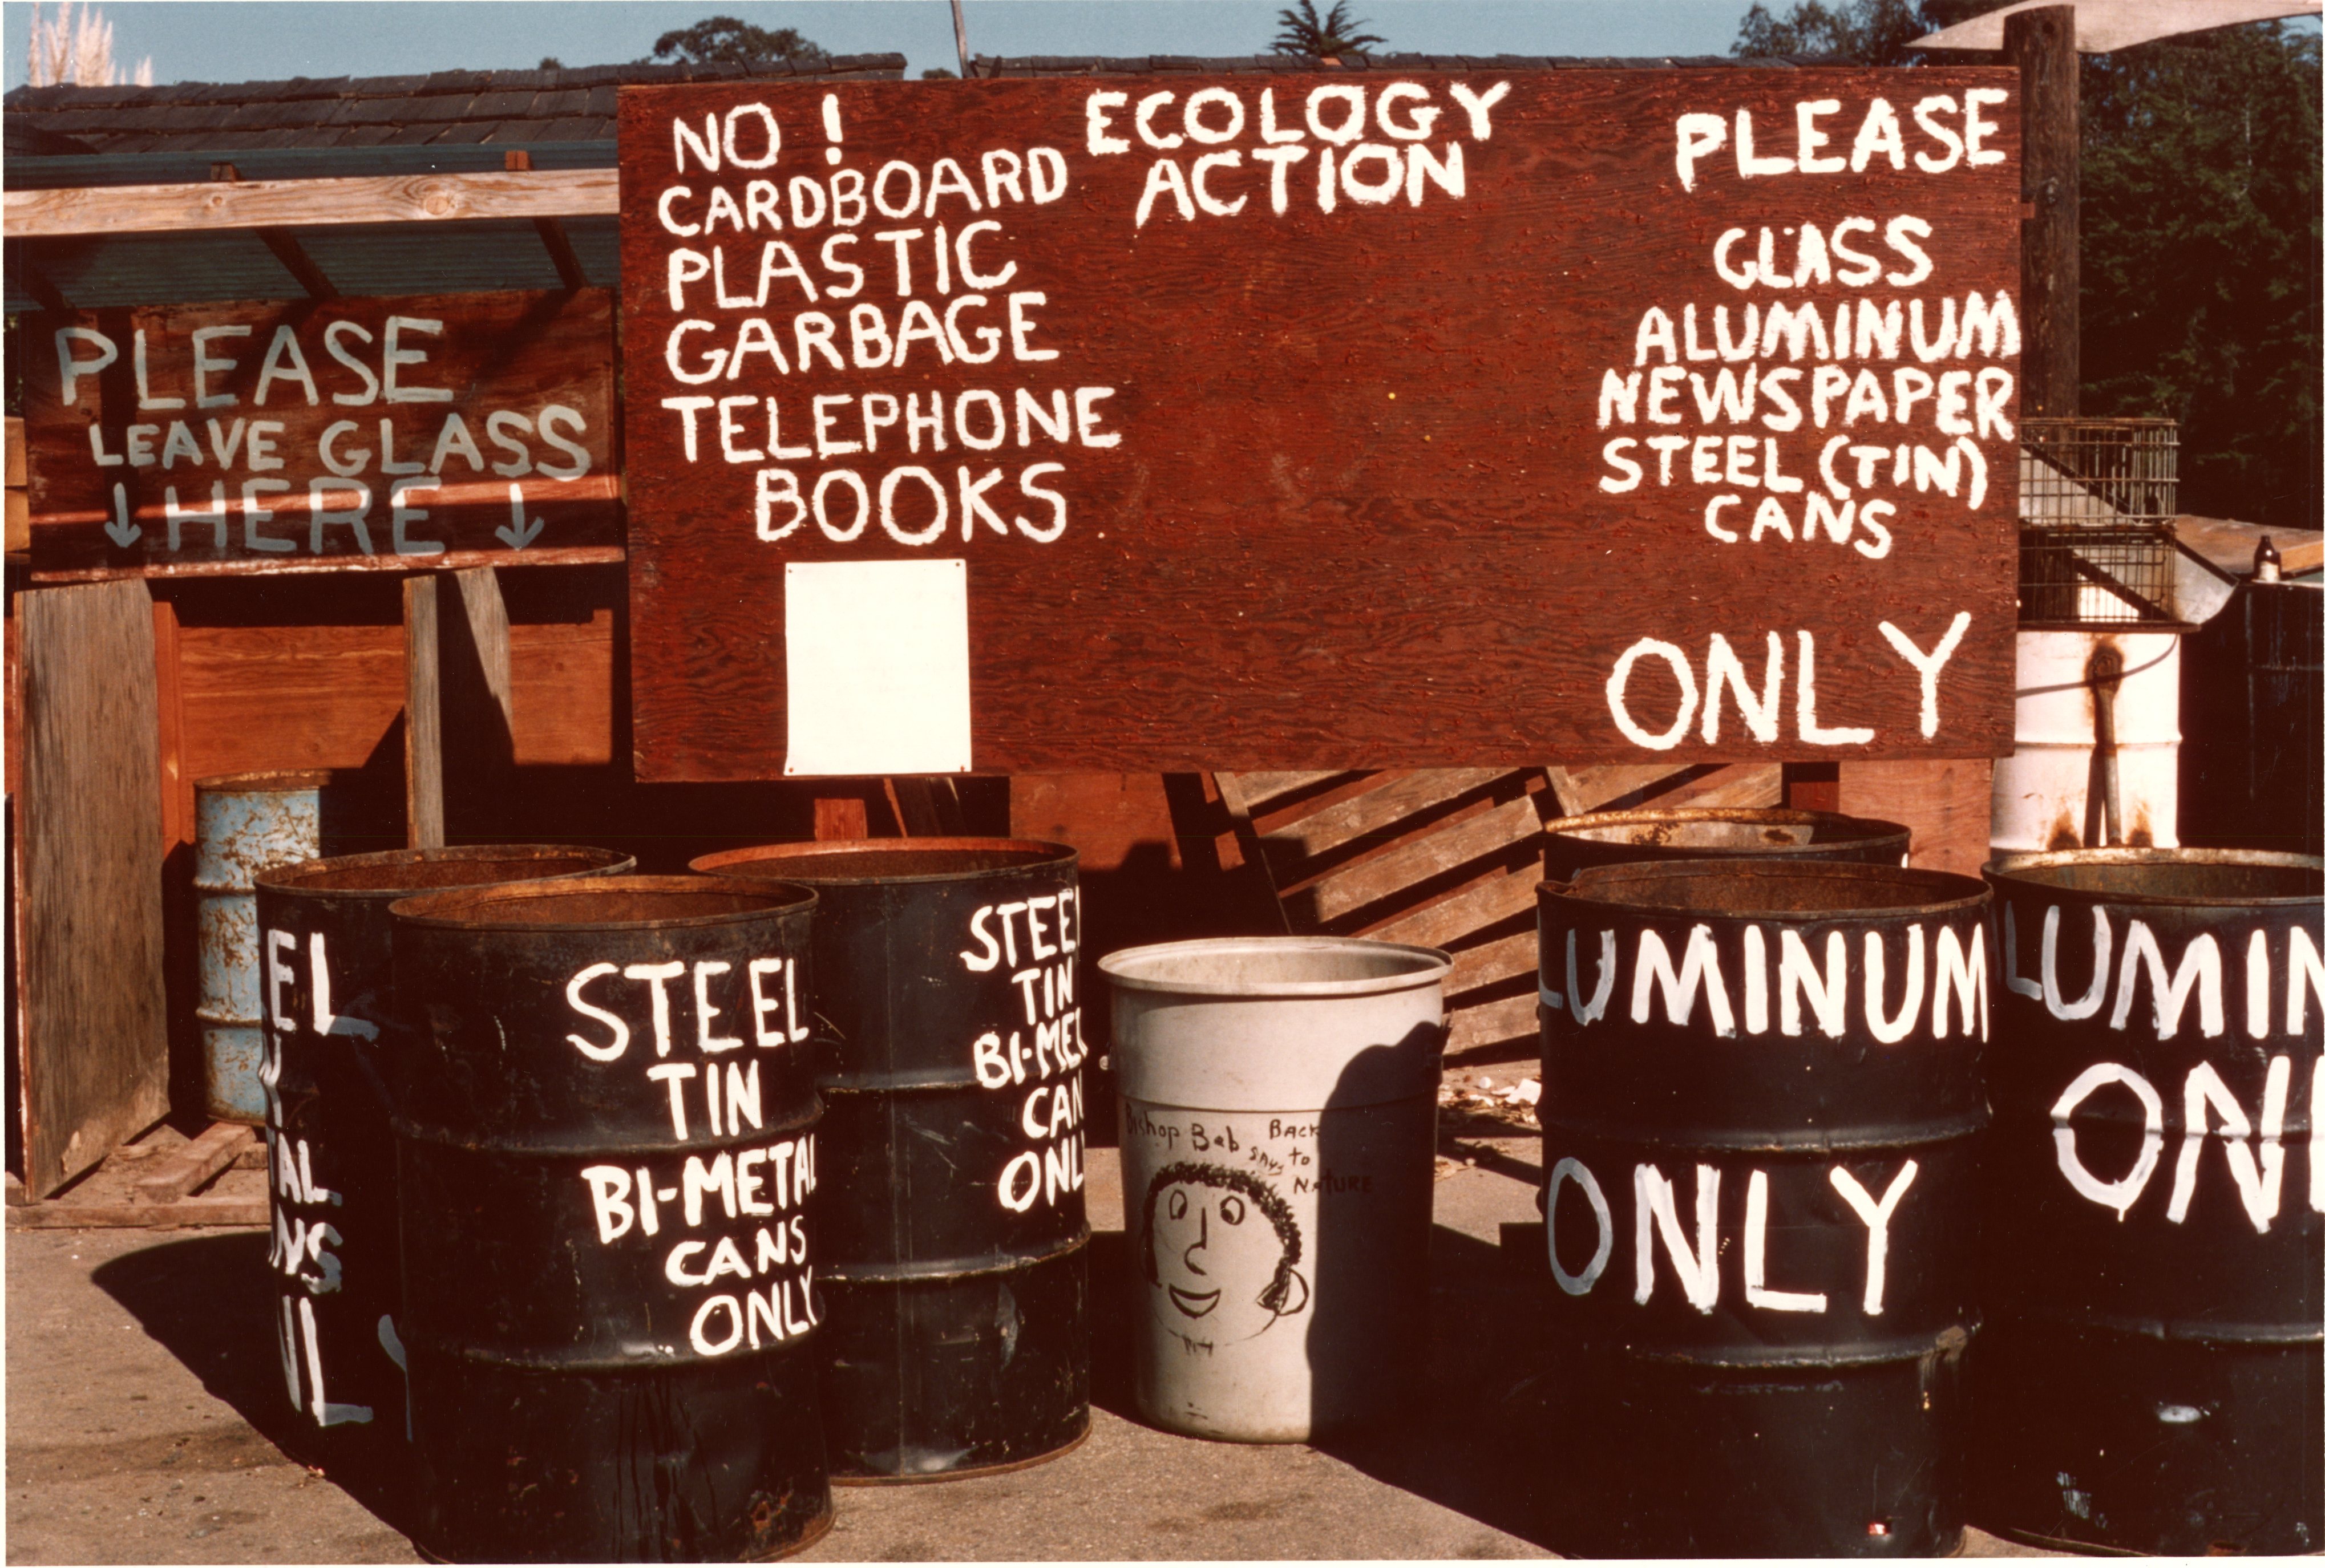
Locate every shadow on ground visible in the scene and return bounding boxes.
[90,1233,418,1543]
[1088,1219,1555,1552]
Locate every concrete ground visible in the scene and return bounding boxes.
[6,1073,2053,1562]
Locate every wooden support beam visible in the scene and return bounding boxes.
[403,566,515,848]
[3,168,618,240]
[131,1121,254,1205]
[15,580,171,1198]
[258,228,337,300]
[502,149,591,291]
[2009,5,2079,418]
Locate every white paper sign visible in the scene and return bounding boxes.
[783,558,972,777]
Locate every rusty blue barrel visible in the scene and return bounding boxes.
[389,876,830,1562]
[251,845,633,1488]
[1978,848,2323,1554]
[1538,858,1990,1556]
[692,839,1091,1482]
[197,771,327,1124]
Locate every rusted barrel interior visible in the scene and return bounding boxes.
[250,845,632,1486]
[1978,848,2323,1554]
[1536,858,1990,1556]
[1542,805,1913,882]
[693,839,1091,1482]
[387,876,831,1561]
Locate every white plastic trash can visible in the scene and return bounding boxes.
[1099,937,1451,1443]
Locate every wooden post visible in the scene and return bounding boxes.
[2009,4,2079,419]
[404,576,444,848]
[15,581,171,1196]
[405,567,515,848]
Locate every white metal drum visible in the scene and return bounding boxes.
[1991,630,2181,853]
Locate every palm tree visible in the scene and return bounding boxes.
[1271,1,1384,60]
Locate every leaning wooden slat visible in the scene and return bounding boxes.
[1229,771,1347,811]
[1657,763,1783,811]
[1364,865,1541,949]
[1261,768,1515,860]
[1446,931,1540,999]
[1448,992,1541,1056]
[1548,763,1697,816]
[1293,795,1541,926]
[132,1122,254,1205]
[3,168,618,239]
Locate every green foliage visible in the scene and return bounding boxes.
[1271,1,1384,59]
[1737,5,2323,527]
[921,67,959,79]
[1730,0,1988,64]
[2080,24,2321,526]
[539,56,563,70]
[644,15,827,69]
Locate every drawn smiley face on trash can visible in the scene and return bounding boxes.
[1139,1162,1311,1349]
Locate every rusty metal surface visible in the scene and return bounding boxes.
[386,874,831,1561]
[251,845,633,1496]
[1976,848,2323,1554]
[1537,857,1991,1555]
[195,770,327,1125]
[694,840,1091,1482]
[1542,805,1912,882]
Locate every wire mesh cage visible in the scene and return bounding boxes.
[2017,417,2180,625]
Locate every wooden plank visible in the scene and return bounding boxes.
[21,289,621,580]
[1292,795,1541,926]
[439,566,515,840]
[2,168,618,238]
[2176,516,2324,580]
[1839,756,1994,877]
[1548,764,1692,816]
[618,74,2023,779]
[1654,762,1785,812]
[131,1121,254,1205]
[404,576,443,849]
[1259,769,1515,860]
[5,1193,268,1229]
[1449,992,1540,1056]
[1231,772,1347,811]
[16,580,171,1198]
[1446,930,1539,998]
[1212,772,1293,935]
[5,490,27,556]
[1364,865,1542,949]
[151,597,191,850]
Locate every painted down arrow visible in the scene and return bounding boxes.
[497,483,543,551]
[105,482,141,547]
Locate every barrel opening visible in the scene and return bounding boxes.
[275,849,626,893]
[1564,863,1986,917]
[1562,821,1808,849]
[696,838,1071,882]
[449,888,791,925]
[1101,938,1449,994]
[2003,860,2322,902]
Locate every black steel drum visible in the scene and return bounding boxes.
[694,839,1089,1482]
[1537,858,1990,1556]
[1978,848,2323,1554]
[252,845,632,1492]
[389,876,830,1562]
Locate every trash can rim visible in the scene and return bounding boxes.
[692,836,1076,884]
[1543,804,1913,845]
[1984,846,2325,907]
[1548,857,1989,920]
[388,873,815,930]
[193,768,335,793]
[1098,935,1451,997]
[258,844,634,898]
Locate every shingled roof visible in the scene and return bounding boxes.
[1,55,907,156]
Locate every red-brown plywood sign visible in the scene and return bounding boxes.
[618,71,2020,778]
[22,289,622,581]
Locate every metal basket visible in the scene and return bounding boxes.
[2017,418,2179,626]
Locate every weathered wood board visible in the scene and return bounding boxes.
[620,71,2021,777]
[21,289,623,580]
[15,580,171,1197]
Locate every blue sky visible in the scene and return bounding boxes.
[2,1,1769,91]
